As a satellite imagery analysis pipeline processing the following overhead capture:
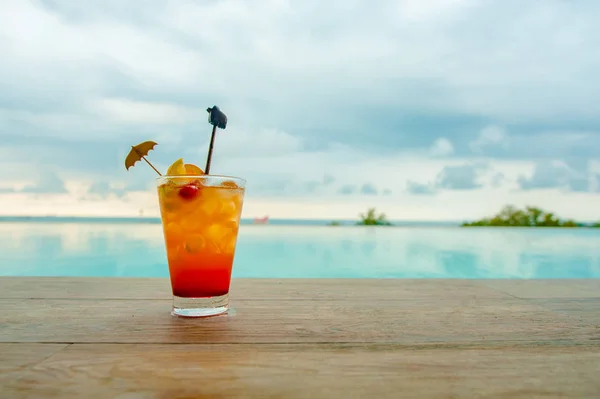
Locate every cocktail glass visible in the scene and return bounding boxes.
[156,175,246,317]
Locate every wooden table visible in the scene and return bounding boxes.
[1,277,599,398]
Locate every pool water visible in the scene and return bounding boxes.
[1,222,599,279]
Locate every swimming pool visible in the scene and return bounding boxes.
[1,222,599,279]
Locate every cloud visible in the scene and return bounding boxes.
[1,1,600,220]
[435,163,488,190]
[491,172,505,187]
[84,180,133,200]
[338,185,356,195]
[406,181,437,195]
[3,0,600,151]
[360,183,378,195]
[405,162,496,194]
[90,98,201,125]
[469,125,508,154]
[429,137,454,157]
[323,174,335,185]
[300,174,336,194]
[215,128,304,158]
[518,160,591,192]
[20,171,68,194]
[304,181,320,193]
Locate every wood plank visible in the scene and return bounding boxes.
[0,277,510,301]
[0,344,68,394]
[0,344,68,370]
[1,298,597,344]
[3,344,600,399]
[0,277,171,300]
[480,279,600,299]
[530,298,600,326]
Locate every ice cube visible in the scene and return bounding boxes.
[220,199,240,220]
[196,188,222,217]
[221,232,238,254]
[203,223,229,242]
[180,213,203,231]
[207,221,240,253]
[184,233,206,253]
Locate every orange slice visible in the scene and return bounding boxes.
[166,159,204,177]
[220,180,240,189]
[184,163,204,176]
[166,158,187,176]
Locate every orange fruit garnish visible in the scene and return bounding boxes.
[166,159,204,177]
[184,164,204,176]
[221,180,240,189]
[166,158,187,176]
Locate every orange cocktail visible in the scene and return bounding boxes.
[157,161,245,317]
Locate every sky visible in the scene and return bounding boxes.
[1,0,600,221]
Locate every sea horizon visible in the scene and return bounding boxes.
[0,215,463,227]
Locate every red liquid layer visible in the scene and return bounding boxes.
[168,252,234,298]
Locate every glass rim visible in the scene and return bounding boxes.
[156,174,246,184]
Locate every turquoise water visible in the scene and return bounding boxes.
[1,222,599,279]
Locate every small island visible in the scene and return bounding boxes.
[329,208,393,226]
[462,205,600,228]
[356,208,393,226]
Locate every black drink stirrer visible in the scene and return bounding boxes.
[204,105,227,174]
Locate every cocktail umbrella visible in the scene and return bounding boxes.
[125,141,162,176]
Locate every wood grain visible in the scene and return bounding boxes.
[2,277,600,398]
[3,344,600,399]
[0,344,68,395]
[0,344,68,370]
[480,279,600,299]
[0,277,171,299]
[1,297,597,344]
[530,298,600,325]
[0,277,510,300]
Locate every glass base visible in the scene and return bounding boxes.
[171,293,229,318]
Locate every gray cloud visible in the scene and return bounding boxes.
[20,171,68,194]
[469,126,508,154]
[248,178,291,197]
[568,178,590,193]
[90,181,114,197]
[2,0,600,202]
[360,183,378,195]
[323,174,335,185]
[406,163,492,195]
[1,1,600,159]
[302,174,336,193]
[338,185,356,195]
[85,180,136,200]
[85,176,151,200]
[304,181,320,193]
[518,161,591,192]
[405,181,437,195]
[435,164,487,190]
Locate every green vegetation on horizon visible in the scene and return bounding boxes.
[462,205,599,228]
[356,208,392,226]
